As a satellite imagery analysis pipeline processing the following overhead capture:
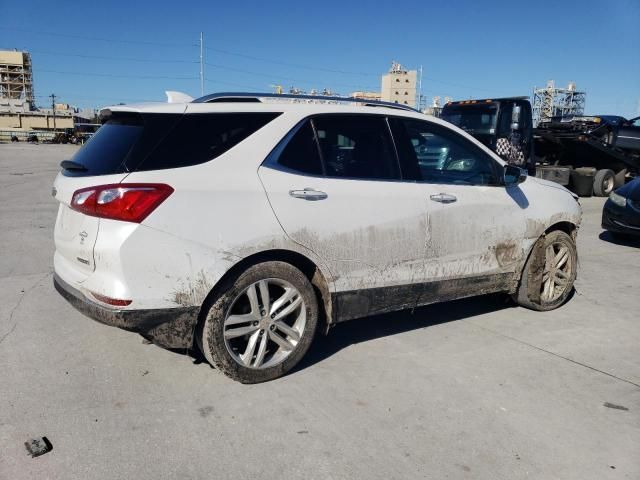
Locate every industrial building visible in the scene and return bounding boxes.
[532,80,586,126]
[0,49,34,111]
[380,61,417,108]
[0,49,73,140]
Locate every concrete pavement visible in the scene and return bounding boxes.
[1,143,638,479]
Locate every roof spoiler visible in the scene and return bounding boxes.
[165,91,194,103]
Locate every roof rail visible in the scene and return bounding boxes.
[192,92,420,113]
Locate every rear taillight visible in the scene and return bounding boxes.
[70,183,173,223]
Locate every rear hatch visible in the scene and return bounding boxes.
[53,107,281,280]
[53,110,184,278]
[54,112,151,276]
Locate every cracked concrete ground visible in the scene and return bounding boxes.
[1,143,638,479]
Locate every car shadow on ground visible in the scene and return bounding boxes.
[598,230,640,248]
[293,293,514,373]
[173,294,515,373]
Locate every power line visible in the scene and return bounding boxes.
[204,46,375,77]
[8,26,501,95]
[34,93,159,103]
[204,47,502,94]
[35,68,198,81]
[204,78,265,91]
[3,27,196,48]
[204,62,378,91]
[29,49,198,64]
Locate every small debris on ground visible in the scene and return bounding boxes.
[25,437,52,458]
[603,402,629,411]
[142,370,149,376]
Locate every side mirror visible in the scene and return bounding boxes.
[511,105,522,131]
[504,164,527,186]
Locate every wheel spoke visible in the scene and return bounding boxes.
[542,277,552,300]
[253,333,269,367]
[556,250,569,269]
[270,287,297,316]
[258,280,270,314]
[556,268,569,280]
[273,296,303,321]
[554,274,568,286]
[246,284,261,317]
[224,324,259,339]
[225,312,258,326]
[269,330,295,351]
[274,321,300,342]
[545,245,555,270]
[553,246,567,264]
[240,330,261,365]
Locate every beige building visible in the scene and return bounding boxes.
[380,61,417,108]
[0,50,34,109]
[1,49,75,140]
[0,112,73,131]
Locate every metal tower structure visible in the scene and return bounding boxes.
[532,80,586,126]
[0,50,35,108]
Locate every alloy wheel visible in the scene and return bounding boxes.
[223,278,306,369]
[540,242,574,303]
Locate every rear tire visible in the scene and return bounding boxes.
[198,261,318,383]
[593,169,615,197]
[513,230,577,311]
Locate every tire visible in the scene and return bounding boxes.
[198,261,318,383]
[593,169,615,197]
[513,230,577,311]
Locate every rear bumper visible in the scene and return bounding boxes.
[53,273,199,348]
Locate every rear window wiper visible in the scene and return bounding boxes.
[60,160,88,172]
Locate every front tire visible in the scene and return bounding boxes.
[514,230,577,311]
[199,261,318,383]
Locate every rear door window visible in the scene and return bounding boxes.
[312,115,400,180]
[275,120,323,175]
[63,112,281,177]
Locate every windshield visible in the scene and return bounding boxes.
[441,104,498,135]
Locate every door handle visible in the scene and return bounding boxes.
[430,193,457,204]
[289,188,328,201]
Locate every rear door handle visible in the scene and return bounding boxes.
[289,188,328,201]
[430,193,457,204]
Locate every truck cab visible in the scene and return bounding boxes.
[441,97,534,172]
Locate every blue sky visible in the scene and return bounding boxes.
[2,0,639,117]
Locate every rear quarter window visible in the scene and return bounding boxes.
[63,112,281,177]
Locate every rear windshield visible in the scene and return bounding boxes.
[63,111,281,177]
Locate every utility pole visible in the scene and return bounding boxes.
[50,93,57,131]
[199,32,204,96]
[418,65,423,111]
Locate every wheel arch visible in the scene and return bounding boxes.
[195,248,334,349]
[545,221,578,238]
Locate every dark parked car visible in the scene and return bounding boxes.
[615,116,640,153]
[602,177,640,239]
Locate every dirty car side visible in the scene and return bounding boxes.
[52,103,581,349]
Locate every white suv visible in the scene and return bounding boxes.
[53,92,582,383]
